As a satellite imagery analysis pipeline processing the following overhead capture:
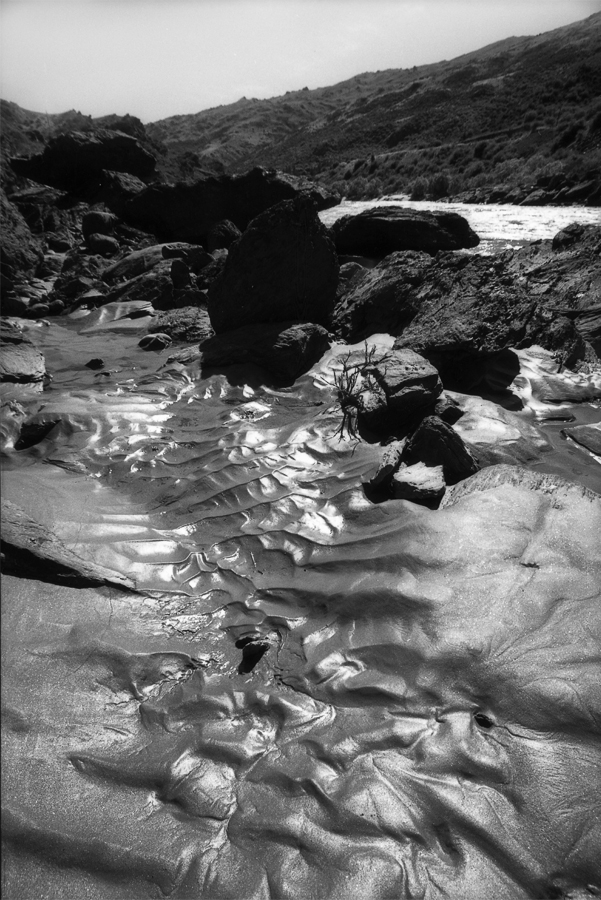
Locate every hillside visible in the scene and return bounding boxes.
[146,11,601,200]
[2,12,600,202]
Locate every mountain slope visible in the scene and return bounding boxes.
[146,11,601,199]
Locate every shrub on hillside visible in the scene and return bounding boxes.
[410,178,427,200]
[428,172,450,199]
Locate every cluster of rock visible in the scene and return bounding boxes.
[333,212,601,391]
[333,344,479,506]
[2,122,600,508]
[453,170,601,207]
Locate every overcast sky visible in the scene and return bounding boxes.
[2,0,600,123]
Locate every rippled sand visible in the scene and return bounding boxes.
[2,312,601,899]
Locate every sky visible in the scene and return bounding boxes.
[2,0,600,123]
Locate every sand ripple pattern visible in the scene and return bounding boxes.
[2,339,601,899]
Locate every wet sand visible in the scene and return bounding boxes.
[2,306,601,898]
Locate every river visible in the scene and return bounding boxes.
[320,195,601,254]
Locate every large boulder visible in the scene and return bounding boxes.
[331,206,479,257]
[207,196,339,334]
[199,322,330,383]
[10,129,156,193]
[333,251,586,386]
[120,166,339,244]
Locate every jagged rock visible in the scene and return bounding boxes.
[149,308,213,343]
[1,498,135,589]
[10,129,156,192]
[207,219,242,252]
[82,210,119,239]
[401,415,479,484]
[208,196,339,334]
[562,423,601,457]
[86,233,120,256]
[120,166,339,244]
[358,348,443,432]
[331,206,479,257]
[0,321,46,385]
[391,462,446,505]
[199,321,330,383]
[138,333,172,351]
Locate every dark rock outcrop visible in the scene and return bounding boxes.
[199,321,330,383]
[10,129,156,193]
[120,166,339,244]
[0,321,46,385]
[207,196,339,334]
[331,206,479,257]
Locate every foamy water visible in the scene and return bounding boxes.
[320,197,601,253]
